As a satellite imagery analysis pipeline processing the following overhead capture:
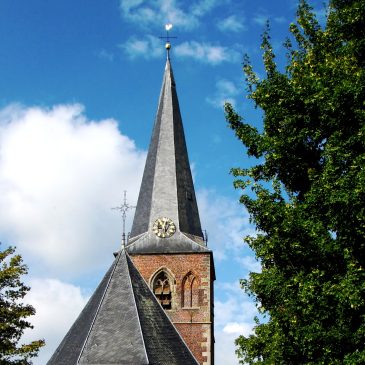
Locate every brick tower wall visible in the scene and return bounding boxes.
[131,253,214,365]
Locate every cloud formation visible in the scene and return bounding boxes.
[22,278,89,364]
[217,15,246,33]
[236,255,261,273]
[214,281,257,365]
[120,37,240,65]
[120,35,164,59]
[206,78,241,109]
[175,41,240,65]
[0,103,145,278]
[197,189,255,260]
[119,0,222,30]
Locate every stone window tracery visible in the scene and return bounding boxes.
[153,271,172,309]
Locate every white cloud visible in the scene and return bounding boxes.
[22,278,89,365]
[196,188,259,362]
[215,329,240,364]
[120,35,164,59]
[218,15,246,33]
[214,281,258,365]
[119,0,222,30]
[215,295,257,328]
[121,38,240,64]
[175,41,240,65]
[223,322,253,335]
[236,255,261,273]
[0,103,145,278]
[206,78,240,109]
[197,189,255,260]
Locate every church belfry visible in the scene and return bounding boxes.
[48,37,215,365]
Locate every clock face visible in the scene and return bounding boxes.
[153,217,176,238]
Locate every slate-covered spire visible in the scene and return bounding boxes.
[127,57,208,254]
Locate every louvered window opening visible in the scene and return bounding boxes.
[153,272,172,309]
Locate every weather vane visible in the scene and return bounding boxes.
[112,191,136,247]
[159,23,177,58]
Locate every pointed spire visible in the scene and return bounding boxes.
[128,58,207,254]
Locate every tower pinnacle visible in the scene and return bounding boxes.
[127,49,207,254]
[160,23,176,59]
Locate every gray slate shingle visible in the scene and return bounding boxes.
[127,254,199,365]
[128,59,208,254]
[47,250,199,365]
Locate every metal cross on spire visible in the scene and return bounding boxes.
[159,23,177,59]
[112,191,136,247]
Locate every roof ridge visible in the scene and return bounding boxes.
[124,249,150,364]
[126,253,200,364]
[77,253,120,363]
[125,250,199,365]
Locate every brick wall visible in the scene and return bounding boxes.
[131,253,214,365]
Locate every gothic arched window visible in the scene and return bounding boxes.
[153,271,172,309]
[182,272,199,308]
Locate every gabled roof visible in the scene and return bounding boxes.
[128,59,209,254]
[48,250,199,365]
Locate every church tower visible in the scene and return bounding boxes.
[48,42,215,365]
[127,50,215,365]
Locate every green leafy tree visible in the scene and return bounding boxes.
[225,0,365,363]
[0,246,44,364]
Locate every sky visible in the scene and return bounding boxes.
[0,1,327,364]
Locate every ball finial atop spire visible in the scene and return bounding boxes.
[165,24,173,51]
[160,23,176,59]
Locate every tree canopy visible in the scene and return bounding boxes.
[225,0,365,363]
[0,246,44,364]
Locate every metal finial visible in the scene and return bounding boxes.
[111,191,136,247]
[159,23,177,59]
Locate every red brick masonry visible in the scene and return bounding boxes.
[131,253,214,365]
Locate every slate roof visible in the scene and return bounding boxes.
[128,58,209,254]
[48,249,199,365]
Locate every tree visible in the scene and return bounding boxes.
[0,246,44,364]
[225,0,365,363]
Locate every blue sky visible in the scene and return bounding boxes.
[0,0,326,363]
